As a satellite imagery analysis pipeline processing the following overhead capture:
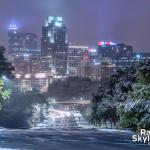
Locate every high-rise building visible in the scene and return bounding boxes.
[76,47,102,79]
[96,41,133,79]
[97,41,133,59]
[39,56,53,74]
[8,25,38,58]
[67,45,89,76]
[8,25,39,74]
[41,16,68,76]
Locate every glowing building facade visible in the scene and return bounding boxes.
[97,41,133,59]
[67,45,89,76]
[41,16,68,76]
[8,25,38,57]
[8,25,39,74]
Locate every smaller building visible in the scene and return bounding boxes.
[67,45,89,76]
[77,48,101,79]
[15,73,53,93]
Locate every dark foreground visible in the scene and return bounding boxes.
[0,128,149,150]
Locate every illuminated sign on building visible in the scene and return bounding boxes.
[88,48,97,53]
[98,41,116,46]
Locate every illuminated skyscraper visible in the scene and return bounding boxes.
[41,16,68,76]
[8,25,18,56]
[8,25,39,74]
[97,41,133,59]
[67,45,89,76]
[8,25,38,58]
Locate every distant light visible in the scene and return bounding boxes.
[50,38,55,43]
[57,17,63,22]
[55,22,62,27]
[35,73,46,79]
[69,45,88,49]
[54,75,61,79]
[48,31,51,37]
[83,55,89,61]
[112,64,116,67]
[2,76,6,80]
[48,16,63,23]
[25,74,31,79]
[106,41,111,46]
[48,16,54,23]
[98,41,116,46]
[98,41,105,46]
[110,42,116,46]
[23,54,30,58]
[94,62,101,66]
[136,54,141,59]
[45,20,49,27]
[15,74,21,79]
[9,24,18,30]
[88,48,97,53]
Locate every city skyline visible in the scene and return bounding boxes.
[0,0,150,52]
[0,1,150,149]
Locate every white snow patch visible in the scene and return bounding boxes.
[72,111,96,129]
[97,128,133,134]
[0,148,25,150]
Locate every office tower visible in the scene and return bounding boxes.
[41,16,68,76]
[76,47,101,79]
[8,25,38,58]
[8,25,39,74]
[97,41,133,59]
[67,45,89,76]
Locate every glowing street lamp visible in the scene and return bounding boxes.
[2,76,7,80]
[25,74,31,79]
[35,73,46,79]
[15,74,22,79]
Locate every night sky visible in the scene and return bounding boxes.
[0,0,150,52]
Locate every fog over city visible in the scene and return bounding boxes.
[0,0,150,150]
[0,0,150,52]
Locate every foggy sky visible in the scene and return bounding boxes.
[0,0,150,52]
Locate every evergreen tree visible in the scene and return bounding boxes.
[0,46,14,106]
[0,46,14,78]
[90,61,150,130]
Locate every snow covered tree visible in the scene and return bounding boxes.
[90,61,150,130]
[117,61,150,130]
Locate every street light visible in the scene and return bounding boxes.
[2,76,7,80]
[1,76,8,88]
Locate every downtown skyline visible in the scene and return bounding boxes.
[0,1,150,150]
[0,0,150,52]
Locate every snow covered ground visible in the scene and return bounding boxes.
[72,111,96,129]
[0,148,24,150]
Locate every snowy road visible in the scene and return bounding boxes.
[0,110,149,150]
[0,128,149,150]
